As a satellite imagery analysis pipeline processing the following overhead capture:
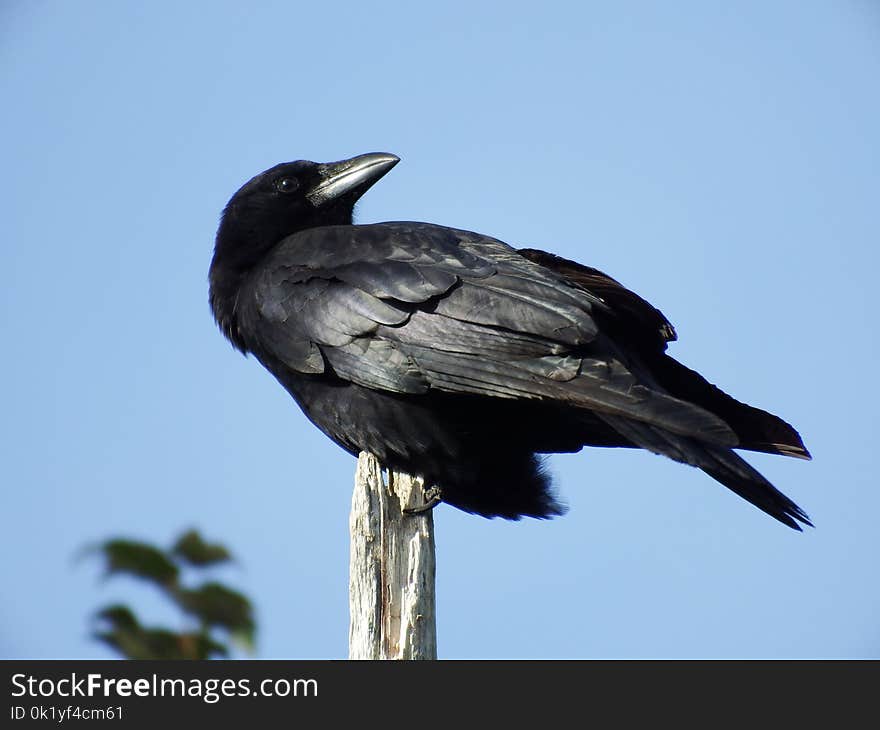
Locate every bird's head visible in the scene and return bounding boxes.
[213,152,400,269]
[210,152,399,343]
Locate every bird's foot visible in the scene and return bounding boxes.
[403,485,443,515]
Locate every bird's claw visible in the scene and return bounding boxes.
[403,486,443,515]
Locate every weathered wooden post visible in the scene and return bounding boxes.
[349,452,437,660]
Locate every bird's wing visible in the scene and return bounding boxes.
[521,247,811,460]
[517,248,677,352]
[238,223,736,444]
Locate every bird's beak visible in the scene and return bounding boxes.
[306,152,400,206]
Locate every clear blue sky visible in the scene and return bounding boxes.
[2,1,878,659]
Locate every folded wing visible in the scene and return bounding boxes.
[237,223,738,445]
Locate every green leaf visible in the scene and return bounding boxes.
[99,539,179,587]
[95,627,228,660]
[95,604,140,631]
[174,582,255,646]
[95,626,177,660]
[94,606,229,660]
[172,529,232,567]
[183,632,230,660]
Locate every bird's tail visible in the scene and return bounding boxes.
[650,354,811,460]
[597,413,812,530]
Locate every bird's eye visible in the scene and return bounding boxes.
[275,177,300,193]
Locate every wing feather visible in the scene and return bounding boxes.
[238,222,736,445]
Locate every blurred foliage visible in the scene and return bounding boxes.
[176,583,256,651]
[172,529,232,567]
[89,529,255,659]
[101,540,179,585]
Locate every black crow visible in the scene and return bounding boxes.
[210,152,811,529]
